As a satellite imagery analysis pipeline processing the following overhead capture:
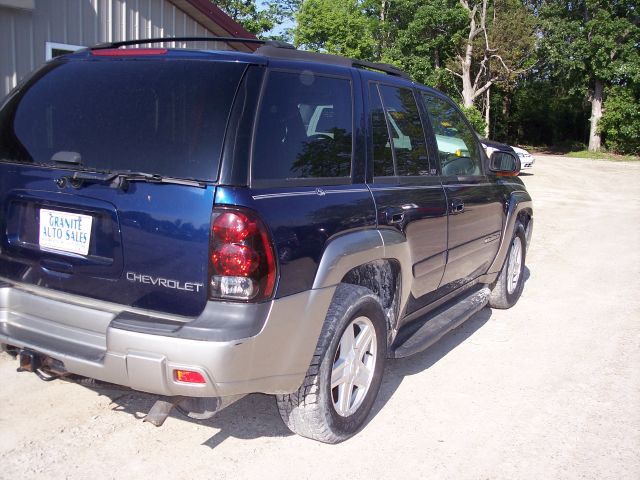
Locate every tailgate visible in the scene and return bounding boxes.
[0,54,248,316]
[0,166,215,317]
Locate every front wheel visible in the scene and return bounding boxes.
[276,285,386,443]
[489,222,527,309]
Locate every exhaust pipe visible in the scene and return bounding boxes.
[177,395,245,420]
[144,394,245,427]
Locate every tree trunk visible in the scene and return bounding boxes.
[484,87,490,137]
[502,92,512,140]
[588,79,603,152]
[502,93,511,117]
[379,0,387,55]
[458,0,487,109]
[461,45,474,108]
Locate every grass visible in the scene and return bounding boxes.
[565,150,640,162]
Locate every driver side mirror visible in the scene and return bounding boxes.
[489,151,520,176]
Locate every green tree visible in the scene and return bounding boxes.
[446,0,535,137]
[214,0,301,38]
[459,104,486,134]
[539,0,640,151]
[599,86,640,154]
[385,0,467,90]
[215,0,274,35]
[293,0,377,59]
[483,0,536,135]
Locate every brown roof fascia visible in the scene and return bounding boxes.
[169,0,259,52]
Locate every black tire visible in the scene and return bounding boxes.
[276,284,386,443]
[489,222,527,309]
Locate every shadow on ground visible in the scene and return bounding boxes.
[367,307,493,426]
[75,381,293,448]
[70,269,533,447]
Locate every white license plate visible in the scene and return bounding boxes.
[39,209,93,255]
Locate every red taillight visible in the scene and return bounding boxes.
[174,369,206,384]
[211,244,259,276]
[213,212,256,243]
[91,48,168,56]
[209,208,277,302]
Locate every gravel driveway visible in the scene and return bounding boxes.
[1,154,639,479]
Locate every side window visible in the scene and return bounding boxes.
[253,71,352,182]
[369,84,395,176]
[421,93,482,176]
[376,85,429,177]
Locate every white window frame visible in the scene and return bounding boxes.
[45,42,85,61]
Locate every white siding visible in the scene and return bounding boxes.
[0,0,231,97]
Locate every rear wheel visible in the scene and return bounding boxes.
[489,222,527,309]
[276,284,386,443]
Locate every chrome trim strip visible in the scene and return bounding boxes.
[253,182,503,199]
[443,182,494,188]
[368,185,443,192]
[252,188,369,200]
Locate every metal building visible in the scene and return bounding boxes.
[0,0,256,98]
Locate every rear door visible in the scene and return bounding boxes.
[420,92,503,287]
[364,79,448,318]
[247,65,377,298]
[0,53,249,316]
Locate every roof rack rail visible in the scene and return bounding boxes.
[89,36,285,50]
[88,37,410,80]
[254,45,411,80]
[352,59,411,80]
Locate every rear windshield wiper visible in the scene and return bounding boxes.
[57,170,208,190]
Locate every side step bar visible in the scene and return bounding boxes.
[391,287,490,359]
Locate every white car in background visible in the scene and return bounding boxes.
[512,146,535,169]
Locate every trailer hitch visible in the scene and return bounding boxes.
[16,349,66,382]
[17,349,42,373]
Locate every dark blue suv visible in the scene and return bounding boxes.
[0,37,532,443]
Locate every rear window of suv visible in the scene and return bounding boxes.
[0,59,247,181]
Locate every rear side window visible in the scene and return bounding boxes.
[0,59,247,181]
[252,71,352,183]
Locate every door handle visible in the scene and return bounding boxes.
[450,198,465,214]
[384,207,405,225]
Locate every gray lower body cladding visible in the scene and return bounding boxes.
[0,281,335,398]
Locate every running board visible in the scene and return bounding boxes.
[391,287,490,359]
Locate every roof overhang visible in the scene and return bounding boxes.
[169,0,258,52]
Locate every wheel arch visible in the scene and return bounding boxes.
[312,229,413,339]
[484,190,533,279]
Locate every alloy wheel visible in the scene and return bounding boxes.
[330,316,378,417]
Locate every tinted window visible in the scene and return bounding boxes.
[0,59,246,181]
[375,85,429,177]
[253,71,352,182]
[422,93,482,176]
[369,84,394,177]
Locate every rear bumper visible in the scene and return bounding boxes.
[0,281,334,398]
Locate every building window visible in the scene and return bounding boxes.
[45,42,85,60]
